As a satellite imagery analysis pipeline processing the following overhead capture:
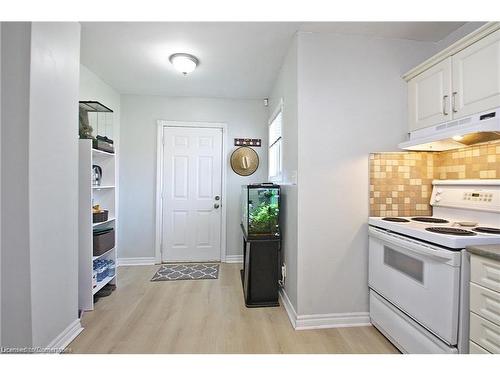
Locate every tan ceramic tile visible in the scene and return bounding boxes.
[369,140,500,216]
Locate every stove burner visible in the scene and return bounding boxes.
[473,227,500,235]
[411,217,449,224]
[382,217,410,223]
[425,227,477,236]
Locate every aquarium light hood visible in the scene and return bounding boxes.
[399,108,500,151]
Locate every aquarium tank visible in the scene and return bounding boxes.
[241,183,281,240]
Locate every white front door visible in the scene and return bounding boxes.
[161,126,223,262]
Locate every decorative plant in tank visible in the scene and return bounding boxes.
[249,189,279,234]
[79,107,94,139]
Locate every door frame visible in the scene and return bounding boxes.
[155,120,228,264]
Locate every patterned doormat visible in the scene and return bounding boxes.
[151,263,219,282]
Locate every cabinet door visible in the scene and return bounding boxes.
[470,254,500,293]
[470,312,500,354]
[452,29,500,118]
[408,57,452,131]
[469,340,490,354]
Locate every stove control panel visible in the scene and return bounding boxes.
[431,182,500,213]
[463,192,494,202]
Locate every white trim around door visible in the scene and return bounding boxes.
[155,120,228,264]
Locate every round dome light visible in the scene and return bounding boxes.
[169,53,199,75]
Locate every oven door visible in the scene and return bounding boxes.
[368,226,461,345]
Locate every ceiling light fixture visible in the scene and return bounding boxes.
[452,135,464,141]
[169,53,199,75]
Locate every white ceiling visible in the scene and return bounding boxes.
[80,22,301,99]
[299,22,466,42]
[80,22,466,99]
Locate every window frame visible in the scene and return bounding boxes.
[268,99,283,183]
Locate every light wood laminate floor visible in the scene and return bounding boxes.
[68,263,399,354]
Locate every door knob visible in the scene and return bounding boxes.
[214,203,220,209]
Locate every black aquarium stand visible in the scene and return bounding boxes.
[240,228,280,307]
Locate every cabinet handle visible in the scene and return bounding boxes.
[443,95,449,115]
[452,92,458,113]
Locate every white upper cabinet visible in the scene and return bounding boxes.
[405,24,500,132]
[452,30,500,119]
[408,58,452,131]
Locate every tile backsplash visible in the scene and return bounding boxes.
[369,152,433,217]
[369,140,500,217]
[434,141,500,180]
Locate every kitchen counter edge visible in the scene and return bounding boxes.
[467,244,500,262]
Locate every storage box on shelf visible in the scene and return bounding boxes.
[79,138,118,311]
[93,227,115,256]
[93,209,109,223]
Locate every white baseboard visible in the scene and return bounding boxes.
[47,318,83,353]
[295,312,371,330]
[119,256,241,265]
[279,289,298,329]
[224,255,243,263]
[117,257,157,266]
[279,289,370,330]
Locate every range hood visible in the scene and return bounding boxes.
[399,108,500,151]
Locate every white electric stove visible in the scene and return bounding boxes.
[368,179,500,354]
[368,216,500,249]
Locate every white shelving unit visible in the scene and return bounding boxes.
[92,247,115,261]
[93,275,115,295]
[92,217,116,227]
[79,139,118,311]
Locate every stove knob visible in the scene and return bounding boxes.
[436,188,443,194]
[435,196,442,202]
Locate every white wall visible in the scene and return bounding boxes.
[1,22,81,348]
[0,21,2,347]
[434,22,487,52]
[0,21,3,347]
[1,22,33,347]
[119,95,268,260]
[294,32,436,316]
[80,64,121,125]
[268,35,299,310]
[28,22,81,347]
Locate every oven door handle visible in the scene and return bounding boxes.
[369,227,460,266]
